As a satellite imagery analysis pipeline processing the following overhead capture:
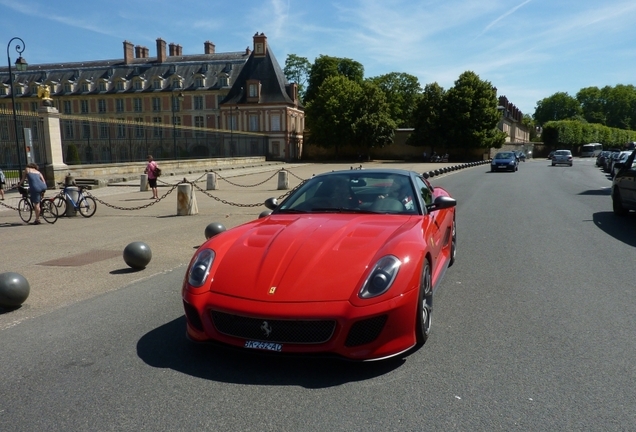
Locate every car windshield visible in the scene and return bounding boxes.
[555,150,570,155]
[276,172,422,215]
[495,153,514,159]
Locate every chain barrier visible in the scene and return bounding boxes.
[85,183,180,211]
[0,168,310,214]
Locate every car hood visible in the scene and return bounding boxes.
[206,214,417,302]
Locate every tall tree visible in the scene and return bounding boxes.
[444,71,506,152]
[603,84,636,130]
[407,82,446,152]
[283,54,311,102]
[351,81,397,151]
[576,86,606,125]
[533,92,582,125]
[367,72,422,128]
[305,75,364,158]
[305,55,364,104]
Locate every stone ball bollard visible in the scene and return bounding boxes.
[205,222,227,239]
[0,272,30,308]
[123,242,152,270]
[259,210,272,219]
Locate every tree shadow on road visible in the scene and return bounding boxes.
[136,316,406,388]
[593,211,636,247]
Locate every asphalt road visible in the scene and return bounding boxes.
[1,158,635,431]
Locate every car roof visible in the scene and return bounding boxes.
[312,168,417,179]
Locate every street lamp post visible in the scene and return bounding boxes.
[229,106,239,157]
[6,37,28,174]
[172,91,184,159]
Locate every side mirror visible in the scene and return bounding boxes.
[426,195,457,213]
[264,197,278,210]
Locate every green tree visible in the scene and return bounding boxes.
[576,86,606,125]
[367,72,422,128]
[603,84,636,130]
[283,54,311,102]
[305,55,364,104]
[407,82,446,152]
[533,92,582,125]
[305,75,364,158]
[351,81,397,151]
[444,71,506,152]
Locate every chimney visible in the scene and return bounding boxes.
[204,41,215,54]
[169,43,176,56]
[143,47,150,58]
[123,41,134,64]
[135,45,143,58]
[253,32,267,57]
[176,44,183,56]
[156,38,167,63]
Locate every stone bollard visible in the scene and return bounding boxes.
[65,186,79,217]
[140,173,148,192]
[177,183,198,216]
[277,170,289,190]
[206,172,217,190]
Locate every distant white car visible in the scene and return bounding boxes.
[552,150,573,166]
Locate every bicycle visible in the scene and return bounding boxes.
[53,184,97,217]
[17,186,59,224]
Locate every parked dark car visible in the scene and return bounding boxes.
[514,151,526,162]
[596,150,611,167]
[611,151,632,178]
[611,149,636,215]
[604,151,621,173]
[547,151,555,160]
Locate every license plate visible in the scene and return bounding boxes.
[498,165,507,169]
[244,340,283,352]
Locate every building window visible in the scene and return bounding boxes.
[153,79,162,90]
[194,96,204,110]
[196,77,204,88]
[98,99,107,113]
[153,117,162,137]
[229,114,237,131]
[195,116,204,137]
[172,78,181,89]
[133,98,142,112]
[219,76,229,87]
[64,121,74,139]
[63,100,72,114]
[14,102,22,111]
[99,123,109,138]
[116,99,124,113]
[99,82,107,92]
[81,82,90,92]
[271,114,280,131]
[249,114,259,132]
[82,121,91,139]
[31,102,39,111]
[173,116,182,137]
[15,85,23,95]
[152,97,161,111]
[135,118,144,138]
[80,100,89,114]
[0,87,6,96]
[116,81,125,91]
[117,121,126,138]
[64,83,72,93]
[249,84,258,98]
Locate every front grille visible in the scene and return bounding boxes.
[211,311,336,344]
[345,315,388,347]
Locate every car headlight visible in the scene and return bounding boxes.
[359,255,401,299]
[491,160,496,165]
[188,249,215,287]
[509,160,515,165]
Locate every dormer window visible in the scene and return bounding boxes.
[15,84,23,95]
[0,86,7,96]
[153,78,163,90]
[247,80,261,101]
[64,82,73,93]
[133,78,144,91]
[99,81,108,92]
[172,78,182,89]
[81,82,91,93]
[31,84,40,95]
[116,80,126,91]
[195,76,204,88]
[219,74,229,87]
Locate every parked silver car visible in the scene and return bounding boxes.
[552,150,573,166]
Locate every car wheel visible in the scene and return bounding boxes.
[415,259,433,347]
[551,162,555,166]
[448,218,456,267]
[613,190,628,216]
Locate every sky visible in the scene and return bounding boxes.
[1,0,636,116]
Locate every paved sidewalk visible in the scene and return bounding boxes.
[0,160,464,329]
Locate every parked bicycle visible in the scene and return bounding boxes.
[53,184,97,217]
[17,186,59,224]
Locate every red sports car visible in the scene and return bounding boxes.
[182,169,457,361]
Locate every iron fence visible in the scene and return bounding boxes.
[57,114,269,164]
[0,110,46,170]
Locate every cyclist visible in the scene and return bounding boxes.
[20,163,48,224]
